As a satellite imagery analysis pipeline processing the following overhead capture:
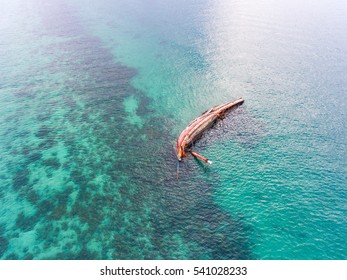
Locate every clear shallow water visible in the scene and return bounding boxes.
[0,0,346,259]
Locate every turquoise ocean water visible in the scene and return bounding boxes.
[0,0,346,259]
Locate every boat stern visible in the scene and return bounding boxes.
[176,145,186,161]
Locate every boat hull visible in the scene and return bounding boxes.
[176,97,244,161]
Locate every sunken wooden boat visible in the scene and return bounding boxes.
[176,97,244,163]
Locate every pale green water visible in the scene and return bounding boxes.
[0,0,346,259]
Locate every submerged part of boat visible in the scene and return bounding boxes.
[176,97,244,162]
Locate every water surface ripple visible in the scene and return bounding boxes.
[0,0,346,259]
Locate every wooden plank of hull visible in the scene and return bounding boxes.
[176,97,244,161]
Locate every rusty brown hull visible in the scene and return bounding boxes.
[176,97,244,161]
